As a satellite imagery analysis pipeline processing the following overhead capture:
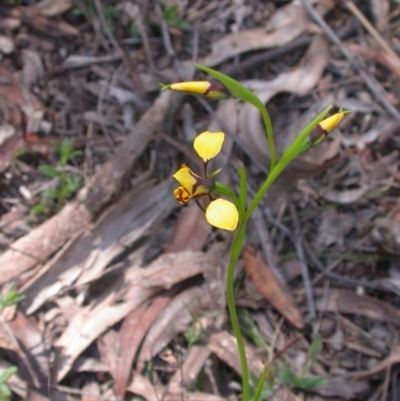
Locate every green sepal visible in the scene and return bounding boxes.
[207,168,221,178]
[213,182,239,207]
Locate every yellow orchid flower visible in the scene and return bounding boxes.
[194,131,225,163]
[172,164,214,203]
[205,199,239,231]
[308,111,345,147]
[172,131,239,231]
[162,81,230,99]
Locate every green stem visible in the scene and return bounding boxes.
[226,223,249,400]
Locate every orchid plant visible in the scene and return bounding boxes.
[162,64,347,401]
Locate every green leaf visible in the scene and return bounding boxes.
[296,376,327,389]
[213,182,239,208]
[308,335,323,366]
[279,364,298,388]
[38,164,59,178]
[42,188,58,200]
[195,64,276,169]
[238,164,247,219]
[64,175,81,193]
[251,366,268,401]
[0,367,17,384]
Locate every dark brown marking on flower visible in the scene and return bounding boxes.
[308,124,328,146]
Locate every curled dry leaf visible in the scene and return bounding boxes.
[136,286,208,371]
[113,292,174,399]
[55,250,213,381]
[199,0,332,67]
[243,245,304,329]
[315,288,400,326]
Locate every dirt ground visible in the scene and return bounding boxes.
[1,0,400,400]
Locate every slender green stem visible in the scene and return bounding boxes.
[226,223,249,401]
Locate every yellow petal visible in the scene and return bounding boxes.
[172,165,197,193]
[319,112,345,134]
[193,131,225,162]
[172,164,214,197]
[205,199,238,231]
[169,81,212,96]
[308,111,345,147]
[174,187,191,204]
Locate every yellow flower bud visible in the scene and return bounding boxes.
[308,111,345,147]
[166,81,230,99]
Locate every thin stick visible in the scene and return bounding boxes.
[345,1,400,64]
[288,202,316,320]
[300,0,400,119]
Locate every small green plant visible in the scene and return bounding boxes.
[31,138,81,217]
[0,366,17,401]
[0,284,24,400]
[163,66,347,401]
[0,282,24,312]
[162,4,189,30]
[279,335,326,390]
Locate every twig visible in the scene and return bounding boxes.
[345,1,400,64]
[135,9,157,73]
[251,207,289,289]
[300,0,400,119]
[288,202,316,320]
[154,0,188,80]
[92,0,146,96]
[302,239,400,296]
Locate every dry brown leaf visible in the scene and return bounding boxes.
[55,250,212,381]
[208,331,264,377]
[113,291,174,399]
[136,286,208,371]
[166,346,211,396]
[7,312,49,390]
[0,90,174,284]
[198,0,332,67]
[34,0,74,17]
[243,246,304,329]
[312,377,369,399]
[315,288,400,326]
[164,203,211,252]
[321,185,371,204]
[127,374,164,401]
[353,348,400,380]
[22,179,176,314]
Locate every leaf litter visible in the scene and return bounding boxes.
[1,0,400,400]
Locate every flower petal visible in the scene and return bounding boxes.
[174,187,191,204]
[194,131,225,162]
[205,199,238,231]
[167,81,230,99]
[172,165,197,193]
[172,164,214,197]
